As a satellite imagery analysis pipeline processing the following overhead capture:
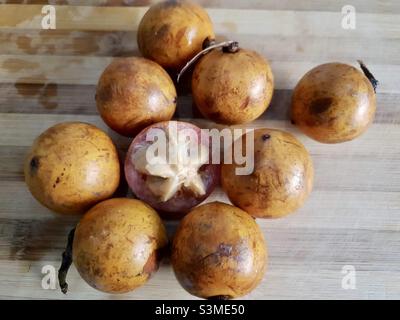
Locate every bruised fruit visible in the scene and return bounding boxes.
[221,128,314,218]
[71,198,167,293]
[191,42,274,124]
[291,62,377,143]
[137,0,215,70]
[96,57,177,137]
[171,201,267,299]
[125,121,219,218]
[24,122,120,215]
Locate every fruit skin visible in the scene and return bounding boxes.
[137,0,215,71]
[291,62,376,143]
[73,198,168,294]
[192,48,274,125]
[124,121,219,219]
[24,122,120,215]
[221,128,314,219]
[96,57,176,137]
[171,201,267,299]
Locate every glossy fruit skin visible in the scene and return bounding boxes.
[24,122,120,215]
[171,201,267,299]
[291,62,376,143]
[124,121,219,219]
[73,198,168,294]
[137,0,215,71]
[192,48,274,125]
[221,128,314,218]
[96,57,176,137]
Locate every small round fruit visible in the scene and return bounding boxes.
[171,201,267,299]
[125,121,219,218]
[221,128,314,218]
[137,0,215,70]
[192,45,274,124]
[73,198,168,293]
[24,122,120,215]
[96,57,177,137]
[291,62,377,143]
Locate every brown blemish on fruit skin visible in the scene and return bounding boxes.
[310,97,334,114]
[291,62,376,143]
[171,202,267,299]
[73,198,168,294]
[29,156,39,175]
[221,129,314,219]
[192,48,274,125]
[24,122,120,215]
[142,250,159,277]
[240,96,250,110]
[96,57,176,137]
[261,134,270,141]
[137,0,215,71]
[175,26,187,44]
[155,24,170,39]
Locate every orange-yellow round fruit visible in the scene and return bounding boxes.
[24,122,120,214]
[192,48,274,124]
[291,62,376,143]
[221,128,314,218]
[96,57,176,137]
[171,201,267,299]
[73,198,168,293]
[137,0,215,70]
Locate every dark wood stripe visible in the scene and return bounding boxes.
[0,217,79,261]
[0,216,398,263]
[0,83,98,114]
[0,146,26,181]
[0,84,399,125]
[2,144,400,188]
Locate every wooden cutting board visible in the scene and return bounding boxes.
[0,1,399,300]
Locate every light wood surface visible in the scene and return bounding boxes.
[0,1,399,300]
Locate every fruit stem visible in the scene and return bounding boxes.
[58,228,75,294]
[358,60,378,93]
[177,40,240,83]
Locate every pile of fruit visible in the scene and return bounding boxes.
[24,0,377,299]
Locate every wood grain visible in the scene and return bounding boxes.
[0,1,399,300]
[1,0,400,14]
[1,5,400,38]
[0,29,138,56]
[0,56,398,94]
[2,30,400,67]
